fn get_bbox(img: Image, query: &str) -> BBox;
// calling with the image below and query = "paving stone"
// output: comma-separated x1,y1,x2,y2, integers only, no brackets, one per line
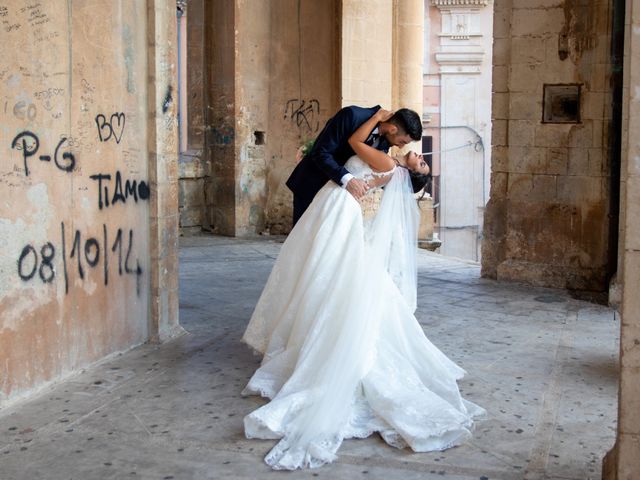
0,235,618,480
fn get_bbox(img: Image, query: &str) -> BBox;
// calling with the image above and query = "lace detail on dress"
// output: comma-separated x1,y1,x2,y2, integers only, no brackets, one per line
344,155,395,195
342,156,396,220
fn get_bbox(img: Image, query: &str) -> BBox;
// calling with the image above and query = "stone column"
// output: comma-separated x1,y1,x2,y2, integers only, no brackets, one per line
341,0,393,108
147,0,184,342
604,0,640,478
393,0,424,118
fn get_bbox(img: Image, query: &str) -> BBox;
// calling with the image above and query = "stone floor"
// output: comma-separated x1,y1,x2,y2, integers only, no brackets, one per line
0,235,619,480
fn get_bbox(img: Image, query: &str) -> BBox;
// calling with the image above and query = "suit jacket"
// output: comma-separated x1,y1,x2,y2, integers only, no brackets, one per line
286,105,390,204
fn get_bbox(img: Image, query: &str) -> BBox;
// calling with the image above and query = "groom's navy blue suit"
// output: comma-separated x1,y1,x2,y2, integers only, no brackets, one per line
286,105,391,224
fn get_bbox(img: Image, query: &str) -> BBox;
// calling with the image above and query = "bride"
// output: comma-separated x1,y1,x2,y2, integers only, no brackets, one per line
241,109,484,470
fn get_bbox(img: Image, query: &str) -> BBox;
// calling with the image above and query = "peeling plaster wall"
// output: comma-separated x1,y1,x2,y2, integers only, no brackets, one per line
0,1,150,405
235,0,271,236
181,1,426,234
482,0,615,292
206,0,236,235
197,0,421,234
204,0,339,235
186,0,205,152
263,0,340,234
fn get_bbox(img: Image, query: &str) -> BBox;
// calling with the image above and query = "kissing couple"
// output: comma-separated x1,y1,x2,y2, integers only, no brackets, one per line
241,105,485,470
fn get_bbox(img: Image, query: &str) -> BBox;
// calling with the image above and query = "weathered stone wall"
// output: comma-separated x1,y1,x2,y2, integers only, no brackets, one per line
206,0,236,235
483,0,615,291
0,1,156,404
147,0,181,343
178,151,207,233
186,0,206,152
604,1,640,477
181,1,427,234
342,0,394,108
178,0,207,234
235,0,271,236
202,0,339,235
191,0,427,235
263,0,340,234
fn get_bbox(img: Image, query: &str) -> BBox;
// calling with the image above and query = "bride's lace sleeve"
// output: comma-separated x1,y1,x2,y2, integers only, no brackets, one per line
359,168,395,221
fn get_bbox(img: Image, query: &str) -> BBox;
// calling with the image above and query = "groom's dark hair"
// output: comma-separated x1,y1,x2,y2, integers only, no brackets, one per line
388,109,423,141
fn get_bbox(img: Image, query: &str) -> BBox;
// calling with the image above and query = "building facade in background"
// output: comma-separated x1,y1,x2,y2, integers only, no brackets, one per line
423,0,494,261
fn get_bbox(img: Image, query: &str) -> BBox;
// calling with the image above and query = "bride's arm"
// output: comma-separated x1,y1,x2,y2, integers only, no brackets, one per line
348,109,396,172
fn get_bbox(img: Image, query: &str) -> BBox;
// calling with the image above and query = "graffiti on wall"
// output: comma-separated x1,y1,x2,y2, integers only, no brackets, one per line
8,123,148,297
95,112,126,144
162,85,173,114
0,1,154,306
4,99,37,120
284,99,320,135
208,126,235,146
34,87,64,115
17,222,144,295
11,130,75,176
1,3,59,42
89,171,150,210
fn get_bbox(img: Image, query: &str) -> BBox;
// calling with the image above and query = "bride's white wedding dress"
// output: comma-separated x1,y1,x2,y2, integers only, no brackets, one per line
242,156,484,470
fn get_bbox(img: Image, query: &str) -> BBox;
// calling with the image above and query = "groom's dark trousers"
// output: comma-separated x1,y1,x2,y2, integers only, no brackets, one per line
286,105,391,225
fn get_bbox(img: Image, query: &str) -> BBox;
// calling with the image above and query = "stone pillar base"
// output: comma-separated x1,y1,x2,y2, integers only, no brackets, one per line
602,443,617,480
418,238,442,251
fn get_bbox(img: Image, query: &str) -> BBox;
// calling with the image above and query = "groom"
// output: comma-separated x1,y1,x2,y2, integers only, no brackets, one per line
286,105,423,224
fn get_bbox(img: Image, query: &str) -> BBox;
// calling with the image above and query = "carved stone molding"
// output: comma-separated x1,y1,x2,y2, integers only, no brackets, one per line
431,0,490,73
435,51,484,64
435,51,484,74
431,0,489,7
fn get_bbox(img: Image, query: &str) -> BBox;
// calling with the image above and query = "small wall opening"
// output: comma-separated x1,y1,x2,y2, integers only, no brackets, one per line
254,131,265,145
542,84,582,124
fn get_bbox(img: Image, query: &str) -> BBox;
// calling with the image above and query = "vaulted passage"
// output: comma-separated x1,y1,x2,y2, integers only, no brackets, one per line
2,0,640,477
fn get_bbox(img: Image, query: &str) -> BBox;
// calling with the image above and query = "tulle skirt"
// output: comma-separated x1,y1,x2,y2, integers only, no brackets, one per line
242,167,484,470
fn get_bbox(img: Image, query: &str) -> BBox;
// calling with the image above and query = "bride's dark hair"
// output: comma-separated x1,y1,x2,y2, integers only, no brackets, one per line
408,169,431,196
397,164,431,195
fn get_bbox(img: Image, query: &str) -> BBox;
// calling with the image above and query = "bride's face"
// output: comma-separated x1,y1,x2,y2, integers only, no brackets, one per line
405,152,430,175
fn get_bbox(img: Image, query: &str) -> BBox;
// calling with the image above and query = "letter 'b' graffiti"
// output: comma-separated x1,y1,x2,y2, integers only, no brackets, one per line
95,113,125,144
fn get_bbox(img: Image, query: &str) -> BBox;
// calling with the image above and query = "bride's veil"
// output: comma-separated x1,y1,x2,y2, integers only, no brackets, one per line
367,165,420,312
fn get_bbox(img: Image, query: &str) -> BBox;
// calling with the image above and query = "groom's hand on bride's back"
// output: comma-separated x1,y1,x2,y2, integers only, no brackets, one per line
346,178,369,200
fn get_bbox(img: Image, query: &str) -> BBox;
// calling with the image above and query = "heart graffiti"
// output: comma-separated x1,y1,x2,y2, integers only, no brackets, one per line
95,112,126,144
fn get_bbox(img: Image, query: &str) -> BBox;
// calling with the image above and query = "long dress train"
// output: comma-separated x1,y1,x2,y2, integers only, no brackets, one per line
241,156,484,470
